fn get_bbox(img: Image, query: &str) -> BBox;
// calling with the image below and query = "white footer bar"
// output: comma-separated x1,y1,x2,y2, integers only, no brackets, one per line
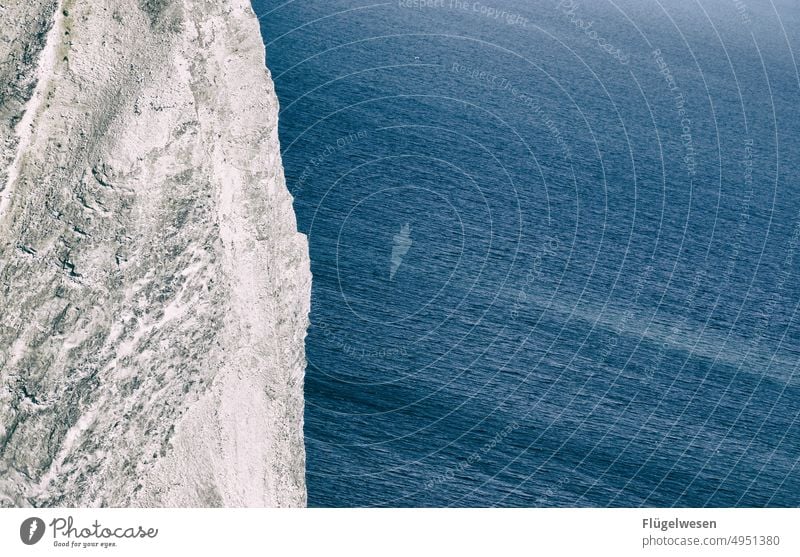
1,508,796,556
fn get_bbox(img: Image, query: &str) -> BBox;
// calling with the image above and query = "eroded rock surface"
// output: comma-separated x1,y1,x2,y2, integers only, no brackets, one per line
0,0,310,507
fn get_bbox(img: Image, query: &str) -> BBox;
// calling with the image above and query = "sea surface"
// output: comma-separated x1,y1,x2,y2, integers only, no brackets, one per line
253,0,800,506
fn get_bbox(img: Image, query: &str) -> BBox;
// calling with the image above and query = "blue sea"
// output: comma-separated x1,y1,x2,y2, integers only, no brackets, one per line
253,0,800,506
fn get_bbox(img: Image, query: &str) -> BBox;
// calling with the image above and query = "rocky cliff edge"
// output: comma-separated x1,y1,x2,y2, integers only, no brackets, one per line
0,0,310,507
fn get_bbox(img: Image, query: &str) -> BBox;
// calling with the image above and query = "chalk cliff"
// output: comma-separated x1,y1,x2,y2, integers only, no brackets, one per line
0,0,310,506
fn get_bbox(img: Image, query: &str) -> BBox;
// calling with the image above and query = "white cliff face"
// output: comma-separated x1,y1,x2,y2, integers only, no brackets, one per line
0,0,310,507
